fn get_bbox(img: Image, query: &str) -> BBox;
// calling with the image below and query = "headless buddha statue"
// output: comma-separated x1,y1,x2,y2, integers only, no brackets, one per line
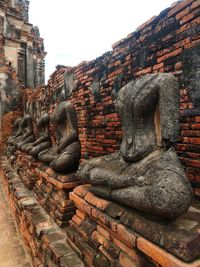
38,101,81,172
29,113,52,157
7,118,22,145
10,117,25,147
6,118,22,155
78,73,193,219
17,114,35,151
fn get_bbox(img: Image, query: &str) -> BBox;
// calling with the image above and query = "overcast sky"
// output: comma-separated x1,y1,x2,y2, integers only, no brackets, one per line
29,0,175,82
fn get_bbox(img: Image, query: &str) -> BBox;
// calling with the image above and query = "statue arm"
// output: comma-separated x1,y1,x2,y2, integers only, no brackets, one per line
79,164,145,189
32,135,48,146
57,130,77,152
14,131,22,138
32,130,49,145
159,74,179,144
21,130,33,140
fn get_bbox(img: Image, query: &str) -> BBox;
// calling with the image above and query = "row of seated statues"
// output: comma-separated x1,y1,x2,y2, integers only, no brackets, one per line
7,101,81,173
6,73,193,219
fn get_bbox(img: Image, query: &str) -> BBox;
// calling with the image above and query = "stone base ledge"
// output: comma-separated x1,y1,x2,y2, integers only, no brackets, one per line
69,185,200,267
1,158,84,267
9,151,81,227
12,151,40,189
33,166,81,227
34,166,80,190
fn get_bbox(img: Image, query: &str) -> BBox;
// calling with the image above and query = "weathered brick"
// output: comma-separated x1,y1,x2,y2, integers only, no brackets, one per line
119,252,137,267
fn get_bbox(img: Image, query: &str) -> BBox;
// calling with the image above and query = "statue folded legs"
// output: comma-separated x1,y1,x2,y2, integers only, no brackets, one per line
29,113,51,157
38,101,81,173
78,73,193,219
18,114,35,152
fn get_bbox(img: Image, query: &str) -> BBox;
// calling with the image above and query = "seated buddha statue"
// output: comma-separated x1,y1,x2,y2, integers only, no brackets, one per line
78,73,193,219
38,101,81,172
29,113,52,157
6,118,23,155
10,117,25,147
17,114,35,151
7,118,22,145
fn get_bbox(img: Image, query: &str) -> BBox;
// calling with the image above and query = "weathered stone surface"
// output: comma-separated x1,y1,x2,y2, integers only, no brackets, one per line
42,231,66,245
70,187,200,264
33,165,80,226
17,114,35,151
120,207,200,262
182,44,200,108
38,101,81,173
29,113,51,157
49,240,72,263
78,73,193,219
1,157,85,267
60,252,85,267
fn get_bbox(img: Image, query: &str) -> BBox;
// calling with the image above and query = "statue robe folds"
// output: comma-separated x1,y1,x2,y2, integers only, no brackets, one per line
38,101,81,173
6,118,23,155
18,114,35,152
78,73,193,219
29,113,52,157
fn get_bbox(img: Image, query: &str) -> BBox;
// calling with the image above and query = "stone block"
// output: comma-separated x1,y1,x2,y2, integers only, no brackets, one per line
69,186,200,266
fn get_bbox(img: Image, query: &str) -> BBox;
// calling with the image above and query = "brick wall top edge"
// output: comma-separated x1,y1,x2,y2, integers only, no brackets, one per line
112,0,195,50
47,0,196,86
48,67,68,80
72,51,112,73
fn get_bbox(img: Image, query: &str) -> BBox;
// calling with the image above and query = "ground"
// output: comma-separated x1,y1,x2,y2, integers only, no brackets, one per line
0,175,33,267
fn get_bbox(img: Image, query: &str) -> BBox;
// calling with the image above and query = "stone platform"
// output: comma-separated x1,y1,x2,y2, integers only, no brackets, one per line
68,185,200,267
34,165,81,227
1,157,84,267
12,151,81,227
13,151,39,189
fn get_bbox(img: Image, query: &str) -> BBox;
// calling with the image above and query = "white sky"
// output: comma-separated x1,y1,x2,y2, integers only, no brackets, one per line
29,0,176,81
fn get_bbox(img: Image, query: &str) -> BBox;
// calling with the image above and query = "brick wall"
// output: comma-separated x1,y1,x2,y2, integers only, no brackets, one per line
24,0,200,193
0,0,46,153
0,63,22,153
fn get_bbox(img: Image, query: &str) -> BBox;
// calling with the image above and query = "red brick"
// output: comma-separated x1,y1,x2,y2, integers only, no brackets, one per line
73,185,91,198
175,144,187,151
153,62,164,71
157,48,182,63
137,237,200,267
192,124,200,129
90,207,111,227
119,252,137,267
76,210,86,220
72,215,83,226
91,230,107,245
192,0,200,9
96,226,111,241
175,61,183,70
176,7,190,20
195,116,200,122
181,13,195,24
187,167,200,176
69,192,86,210
184,39,200,49
187,152,200,159
113,237,139,261
168,0,194,17
136,16,157,31
179,157,200,168
181,130,200,137
84,192,110,211
180,123,191,129
117,224,137,247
